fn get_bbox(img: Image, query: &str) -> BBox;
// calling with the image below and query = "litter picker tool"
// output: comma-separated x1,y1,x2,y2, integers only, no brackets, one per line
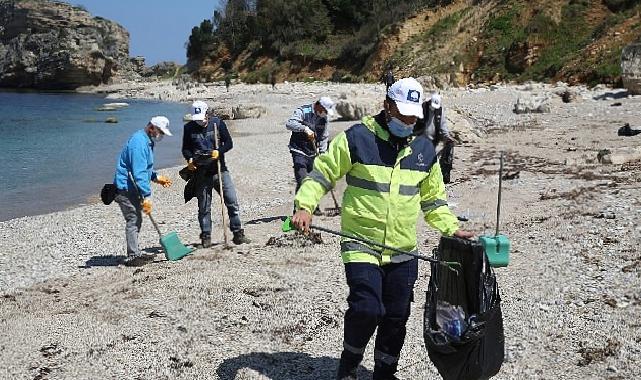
213,122,232,249
128,172,192,261
479,152,511,267
281,217,460,272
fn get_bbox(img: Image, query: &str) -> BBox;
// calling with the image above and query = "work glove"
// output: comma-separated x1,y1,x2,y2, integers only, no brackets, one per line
304,127,315,142
211,150,220,160
154,175,172,188
187,159,197,171
141,198,152,215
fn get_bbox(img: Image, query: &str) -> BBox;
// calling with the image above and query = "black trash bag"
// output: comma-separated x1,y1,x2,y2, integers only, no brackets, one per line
100,184,117,205
424,236,504,380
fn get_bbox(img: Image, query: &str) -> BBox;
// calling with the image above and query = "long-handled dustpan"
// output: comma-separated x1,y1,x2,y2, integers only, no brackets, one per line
128,172,193,261
479,152,511,267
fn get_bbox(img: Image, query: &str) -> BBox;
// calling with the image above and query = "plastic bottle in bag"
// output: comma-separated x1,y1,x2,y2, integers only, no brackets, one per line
436,301,468,340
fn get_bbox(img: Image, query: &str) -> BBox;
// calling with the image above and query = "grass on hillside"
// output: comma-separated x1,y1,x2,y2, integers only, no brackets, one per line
476,0,641,84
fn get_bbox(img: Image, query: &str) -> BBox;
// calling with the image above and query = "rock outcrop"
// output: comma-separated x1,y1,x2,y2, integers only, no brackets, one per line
513,94,551,114
0,0,130,89
622,43,641,95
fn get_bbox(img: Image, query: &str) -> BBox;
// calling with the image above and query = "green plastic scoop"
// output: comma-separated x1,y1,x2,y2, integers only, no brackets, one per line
128,172,193,261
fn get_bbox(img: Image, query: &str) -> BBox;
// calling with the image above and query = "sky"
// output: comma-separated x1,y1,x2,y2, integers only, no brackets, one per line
59,0,221,65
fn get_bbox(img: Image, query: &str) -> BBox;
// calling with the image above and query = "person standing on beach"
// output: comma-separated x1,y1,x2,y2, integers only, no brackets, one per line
182,101,251,248
291,78,474,380
285,96,336,215
270,71,276,90
224,74,231,92
113,116,173,266
381,65,395,92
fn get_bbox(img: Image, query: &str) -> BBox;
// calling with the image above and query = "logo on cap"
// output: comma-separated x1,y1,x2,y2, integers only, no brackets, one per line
407,90,420,103
194,107,202,114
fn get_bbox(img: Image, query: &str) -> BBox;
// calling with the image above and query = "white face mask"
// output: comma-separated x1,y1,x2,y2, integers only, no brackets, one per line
316,111,327,118
151,133,164,143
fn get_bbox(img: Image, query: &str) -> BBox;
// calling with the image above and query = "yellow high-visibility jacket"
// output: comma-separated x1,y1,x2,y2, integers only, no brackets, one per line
295,114,459,265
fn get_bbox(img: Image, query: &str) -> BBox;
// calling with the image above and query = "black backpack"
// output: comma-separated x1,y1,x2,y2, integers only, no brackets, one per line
100,184,117,205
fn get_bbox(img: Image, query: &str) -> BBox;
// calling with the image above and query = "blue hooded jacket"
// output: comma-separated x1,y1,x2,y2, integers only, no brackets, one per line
113,129,157,198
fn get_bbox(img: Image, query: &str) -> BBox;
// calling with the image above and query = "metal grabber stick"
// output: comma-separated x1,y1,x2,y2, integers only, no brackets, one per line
213,122,231,249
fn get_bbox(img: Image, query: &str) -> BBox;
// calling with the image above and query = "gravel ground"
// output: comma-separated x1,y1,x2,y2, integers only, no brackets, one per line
1,81,640,380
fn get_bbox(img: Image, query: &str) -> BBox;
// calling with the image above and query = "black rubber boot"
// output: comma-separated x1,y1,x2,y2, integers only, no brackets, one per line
200,233,212,248
336,350,362,380
372,362,400,380
232,229,251,245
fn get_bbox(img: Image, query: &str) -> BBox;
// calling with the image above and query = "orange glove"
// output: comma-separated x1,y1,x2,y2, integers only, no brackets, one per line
154,175,172,188
187,159,197,171
141,198,152,215
211,150,220,160
304,127,315,142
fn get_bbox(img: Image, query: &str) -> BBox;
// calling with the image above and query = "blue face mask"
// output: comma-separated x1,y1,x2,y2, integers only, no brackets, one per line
388,117,415,138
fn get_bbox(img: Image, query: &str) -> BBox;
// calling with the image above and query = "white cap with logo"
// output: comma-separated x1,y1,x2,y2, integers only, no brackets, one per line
190,100,209,121
430,93,442,109
149,116,172,136
318,96,336,117
387,77,424,118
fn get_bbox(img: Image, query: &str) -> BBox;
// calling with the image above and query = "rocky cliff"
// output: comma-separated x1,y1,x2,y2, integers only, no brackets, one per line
0,0,130,89
622,43,641,95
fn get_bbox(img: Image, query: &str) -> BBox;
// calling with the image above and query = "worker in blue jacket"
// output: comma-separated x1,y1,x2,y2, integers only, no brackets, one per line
182,101,251,248
113,116,173,266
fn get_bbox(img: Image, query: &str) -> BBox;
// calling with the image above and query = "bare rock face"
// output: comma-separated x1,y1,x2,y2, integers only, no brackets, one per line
622,43,641,95
0,0,130,89
335,99,379,121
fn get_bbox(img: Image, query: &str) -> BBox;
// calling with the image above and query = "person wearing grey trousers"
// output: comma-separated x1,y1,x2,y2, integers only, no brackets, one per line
113,116,174,265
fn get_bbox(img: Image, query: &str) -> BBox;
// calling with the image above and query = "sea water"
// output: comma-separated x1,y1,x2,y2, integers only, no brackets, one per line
0,91,189,221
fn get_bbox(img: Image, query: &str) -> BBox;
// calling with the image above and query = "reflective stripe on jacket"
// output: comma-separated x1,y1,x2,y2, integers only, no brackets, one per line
294,114,459,265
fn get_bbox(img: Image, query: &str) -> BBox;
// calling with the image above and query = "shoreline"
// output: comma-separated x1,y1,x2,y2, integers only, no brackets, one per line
2,79,632,224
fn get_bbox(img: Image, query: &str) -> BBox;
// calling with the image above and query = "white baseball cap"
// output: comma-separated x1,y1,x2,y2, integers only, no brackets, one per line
387,77,424,118
149,116,172,136
318,96,336,117
430,93,442,109
190,100,209,121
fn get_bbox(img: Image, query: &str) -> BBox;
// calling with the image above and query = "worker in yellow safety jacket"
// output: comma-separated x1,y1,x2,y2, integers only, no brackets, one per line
292,77,474,380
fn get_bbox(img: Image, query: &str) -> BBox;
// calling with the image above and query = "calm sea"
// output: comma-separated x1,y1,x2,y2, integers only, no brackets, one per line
0,91,189,221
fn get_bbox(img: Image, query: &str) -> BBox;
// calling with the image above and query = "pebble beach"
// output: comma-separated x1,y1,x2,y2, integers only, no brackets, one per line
1,80,640,379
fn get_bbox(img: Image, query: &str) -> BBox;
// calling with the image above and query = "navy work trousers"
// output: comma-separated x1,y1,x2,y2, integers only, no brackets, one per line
342,260,419,376
291,152,315,193
196,170,242,238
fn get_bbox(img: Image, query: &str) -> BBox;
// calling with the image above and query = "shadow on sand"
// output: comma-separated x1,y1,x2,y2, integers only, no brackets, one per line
245,215,288,225
216,351,372,380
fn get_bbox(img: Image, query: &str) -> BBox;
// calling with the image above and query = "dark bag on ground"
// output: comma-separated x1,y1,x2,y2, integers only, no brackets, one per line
424,237,504,380
100,184,117,205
